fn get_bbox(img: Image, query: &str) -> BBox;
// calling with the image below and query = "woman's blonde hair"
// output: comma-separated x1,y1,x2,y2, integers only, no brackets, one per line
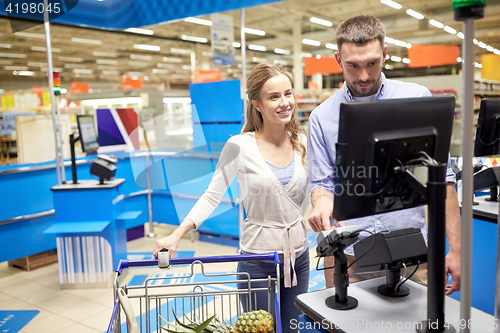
241,63,306,166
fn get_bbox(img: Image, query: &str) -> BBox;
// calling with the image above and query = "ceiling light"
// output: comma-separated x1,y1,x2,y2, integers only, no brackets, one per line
385,37,395,44
59,56,83,62
309,17,333,27
13,70,35,76
130,54,153,61
0,44,12,49
390,56,402,62
457,32,465,39
473,39,478,44
443,26,457,35
14,32,45,38
274,48,291,55
274,59,288,66
233,42,241,48
429,19,444,29
184,17,212,26
182,65,192,70
493,49,500,55
64,63,87,69
5,66,28,70
380,0,402,10
124,28,154,35
96,59,119,65
326,43,338,50
252,57,268,63
92,51,118,57
457,57,462,62
126,71,144,77
97,65,117,70
394,40,409,47
0,60,13,65
248,44,267,51
301,53,312,58
181,35,208,43
31,46,61,52
71,37,103,45
384,64,394,70
478,41,487,49
486,45,494,52
128,61,149,67
61,88,67,93
0,53,27,58
41,67,62,72
385,54,390,60
162,57,183,63
101,70,120,75
28,62,47,66
244,28,266,36
302,38,321,46
152,68,169,74
134,44,160,51
202,51,213,56
170,48,191,54
157,63,177,68
316,54,321,59
406,9,424,20
73,69,93,74
402,58,411,64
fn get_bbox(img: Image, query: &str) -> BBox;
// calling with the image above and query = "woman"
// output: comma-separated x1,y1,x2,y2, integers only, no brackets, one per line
153,63,309,332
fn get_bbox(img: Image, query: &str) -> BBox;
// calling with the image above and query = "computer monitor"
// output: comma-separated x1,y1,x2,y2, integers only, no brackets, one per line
332,96,455,221
77,115,99,153
474,98,500,157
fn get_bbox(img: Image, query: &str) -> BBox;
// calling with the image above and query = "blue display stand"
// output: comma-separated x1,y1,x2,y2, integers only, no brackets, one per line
44,178,138,289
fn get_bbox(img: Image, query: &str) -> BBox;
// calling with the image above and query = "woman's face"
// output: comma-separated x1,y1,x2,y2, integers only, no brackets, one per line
253,73,294,127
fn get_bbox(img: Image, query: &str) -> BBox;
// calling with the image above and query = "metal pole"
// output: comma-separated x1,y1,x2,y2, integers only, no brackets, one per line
56,95,66,183
238,8,246,241
496,203,500,333
145,152,155,237
425,163,448,332
43,0,61,186
460,18,475,333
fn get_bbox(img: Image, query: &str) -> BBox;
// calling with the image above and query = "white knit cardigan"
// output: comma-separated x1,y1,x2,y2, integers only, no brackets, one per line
186,131,310,287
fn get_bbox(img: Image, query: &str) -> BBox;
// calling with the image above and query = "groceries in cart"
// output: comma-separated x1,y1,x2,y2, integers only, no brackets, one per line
159,309,274,333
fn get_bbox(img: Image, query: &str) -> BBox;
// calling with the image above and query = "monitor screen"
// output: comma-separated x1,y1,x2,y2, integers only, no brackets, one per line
333,96,455,221
474,98,500,157
77,115,99,153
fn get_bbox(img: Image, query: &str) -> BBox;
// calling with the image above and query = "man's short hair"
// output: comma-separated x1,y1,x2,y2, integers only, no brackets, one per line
335,15,386,52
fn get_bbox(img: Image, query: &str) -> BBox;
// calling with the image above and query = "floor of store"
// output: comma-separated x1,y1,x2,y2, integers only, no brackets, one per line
0,218,322,333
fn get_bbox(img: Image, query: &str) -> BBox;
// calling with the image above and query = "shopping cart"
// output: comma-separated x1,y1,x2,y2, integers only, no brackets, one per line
107,252,281,333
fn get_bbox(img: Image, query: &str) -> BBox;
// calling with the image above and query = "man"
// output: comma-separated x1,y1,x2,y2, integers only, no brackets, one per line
307,15,461,295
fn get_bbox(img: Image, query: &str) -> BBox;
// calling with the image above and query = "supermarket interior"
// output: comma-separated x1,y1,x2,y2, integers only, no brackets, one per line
1,0,500,332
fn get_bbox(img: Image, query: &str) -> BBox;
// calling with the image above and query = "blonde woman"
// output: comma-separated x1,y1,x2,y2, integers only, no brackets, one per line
154,63,310,332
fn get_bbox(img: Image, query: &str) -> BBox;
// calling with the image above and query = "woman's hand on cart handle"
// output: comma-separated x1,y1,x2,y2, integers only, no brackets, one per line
153,218,196,259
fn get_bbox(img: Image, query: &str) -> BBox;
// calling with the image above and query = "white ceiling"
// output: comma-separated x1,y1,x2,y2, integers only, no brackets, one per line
0,0,499,88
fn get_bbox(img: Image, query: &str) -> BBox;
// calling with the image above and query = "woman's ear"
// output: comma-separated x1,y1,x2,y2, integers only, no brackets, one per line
252,100,261,112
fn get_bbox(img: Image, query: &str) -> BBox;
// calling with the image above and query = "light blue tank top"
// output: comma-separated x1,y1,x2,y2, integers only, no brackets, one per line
266,156,295,187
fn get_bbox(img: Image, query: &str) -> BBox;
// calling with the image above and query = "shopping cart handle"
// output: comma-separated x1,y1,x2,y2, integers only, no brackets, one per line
114,252,280,273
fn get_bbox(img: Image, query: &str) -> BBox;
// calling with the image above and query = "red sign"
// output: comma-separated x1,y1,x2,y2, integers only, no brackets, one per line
194,69,222,83
408,45,460,68
121,77,143,90
71,81,90,95
304,56,342,76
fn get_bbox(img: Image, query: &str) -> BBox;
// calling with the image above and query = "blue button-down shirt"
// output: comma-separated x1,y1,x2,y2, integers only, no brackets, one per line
307,73,456,255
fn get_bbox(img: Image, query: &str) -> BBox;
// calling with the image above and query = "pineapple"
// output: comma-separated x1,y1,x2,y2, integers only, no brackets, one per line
234,310,274,333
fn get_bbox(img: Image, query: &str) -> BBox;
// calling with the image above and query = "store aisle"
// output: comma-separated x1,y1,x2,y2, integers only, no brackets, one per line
0,221,323,333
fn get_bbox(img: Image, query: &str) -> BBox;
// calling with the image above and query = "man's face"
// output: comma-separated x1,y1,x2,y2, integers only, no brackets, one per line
335,39,387,97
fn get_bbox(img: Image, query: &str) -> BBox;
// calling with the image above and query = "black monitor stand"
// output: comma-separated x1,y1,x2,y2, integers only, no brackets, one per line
404,163,455,333
325,248,358,310
485,185,499,202
70,133,79,185
377,268,411,297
